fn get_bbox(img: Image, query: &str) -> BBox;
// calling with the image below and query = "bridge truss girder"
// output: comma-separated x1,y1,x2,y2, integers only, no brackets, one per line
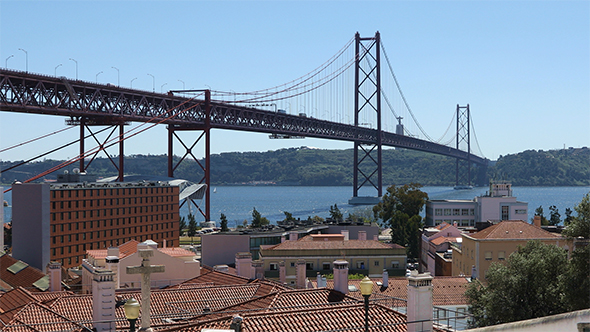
455,104,471,187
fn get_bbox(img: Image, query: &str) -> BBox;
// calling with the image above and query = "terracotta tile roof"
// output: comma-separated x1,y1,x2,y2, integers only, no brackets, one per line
315,276,470,306
88,240,194,260
434,222,452,231
469,220,563,240
158,247,195,257
0,287,37,313
0,254,48,292
0,302,87,332
266,235,404,250
161,303,415,332
431,236,460,246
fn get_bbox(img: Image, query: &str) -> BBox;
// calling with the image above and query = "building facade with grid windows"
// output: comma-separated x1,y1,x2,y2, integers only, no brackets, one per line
12,181,179,270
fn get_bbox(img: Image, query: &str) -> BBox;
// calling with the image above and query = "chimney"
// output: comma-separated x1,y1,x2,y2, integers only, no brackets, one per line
358,230,367,241
235,252,253,279
296,259,306,289
289,231,298,241
316,272,322,288
105,247,120,289
279,261,286,284
407,270,434,332
92,268,116,332
252,260,264,280
341,230,349,241
333,260,349,294
163,239,167,248
373,235,379,241
47,261,62,292
382,269,388,288
281,235,286,243
533,215,541,228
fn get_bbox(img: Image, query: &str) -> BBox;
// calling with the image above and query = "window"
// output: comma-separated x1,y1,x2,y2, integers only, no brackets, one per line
435,209,443,216
269,263,278,271
374,261,380,267
356,261,365,269
461,209,469,216
501,206,509,221
306,262,313,270
485,251,492,260
453,209,460,216
290,262,295,267
515,209,526,214
470,209,475,215
498,251,505,260
322,262,330,270
392,261,400,269
444,209,451,216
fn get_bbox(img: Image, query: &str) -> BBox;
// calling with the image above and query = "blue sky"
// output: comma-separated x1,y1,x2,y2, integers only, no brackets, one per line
1,1,588,163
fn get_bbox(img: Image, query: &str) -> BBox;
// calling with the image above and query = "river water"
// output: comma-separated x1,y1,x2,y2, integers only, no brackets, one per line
3,185,589,228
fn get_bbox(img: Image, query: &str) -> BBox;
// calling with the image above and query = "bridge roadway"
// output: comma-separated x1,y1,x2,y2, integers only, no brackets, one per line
0,69,486,165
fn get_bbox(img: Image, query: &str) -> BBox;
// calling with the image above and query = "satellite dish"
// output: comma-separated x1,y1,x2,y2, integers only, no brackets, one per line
72,168,80,174
64,170,69,174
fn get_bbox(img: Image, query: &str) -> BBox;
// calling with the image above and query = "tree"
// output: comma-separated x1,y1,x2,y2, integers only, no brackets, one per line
548,205,561,226
251,207,269,228
373,183,428,258
466,240,569,328
564,207,575,226
532,206,549,226
283,211,296,222
329,204,343,222
560,245,590,311
178,216,187,236
187,213,198,242
220,213,229,232
562,192,590,239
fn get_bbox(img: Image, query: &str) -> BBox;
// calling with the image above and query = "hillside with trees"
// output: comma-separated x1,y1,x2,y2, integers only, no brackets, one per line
1,147,588,186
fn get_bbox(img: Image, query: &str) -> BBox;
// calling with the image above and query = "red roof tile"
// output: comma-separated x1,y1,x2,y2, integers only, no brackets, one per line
0,254,47,293
469,220,563,240
431,236,460,246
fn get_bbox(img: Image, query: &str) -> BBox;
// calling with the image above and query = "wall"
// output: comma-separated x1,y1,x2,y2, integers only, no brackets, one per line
464,309,590,332
326,225,379,240
201,233,250,267
12,184,51,270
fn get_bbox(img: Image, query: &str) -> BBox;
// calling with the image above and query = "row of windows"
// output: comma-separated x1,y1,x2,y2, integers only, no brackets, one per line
274,260,402,271
52,196,175,210
484,250,505,261
52,204,175,218
434,219,475,227
51,225,175,243
52,210,176,222
51,219,175,233
52,186,174,199
435,208,475,216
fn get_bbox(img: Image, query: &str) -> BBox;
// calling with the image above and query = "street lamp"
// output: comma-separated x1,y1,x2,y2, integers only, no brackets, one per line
161,83,167,93
360,276,374,332
69,58,78,79
5,55,14,68
124,298,140,332
178,79,185,90
96,71,103,83
147,73,155,92
54,64,62,76
130,77,137,88
112,66,120,86
18,48,28,72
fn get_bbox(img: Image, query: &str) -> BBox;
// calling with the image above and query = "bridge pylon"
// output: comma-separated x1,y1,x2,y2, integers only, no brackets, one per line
167,90,211,222
349,31,383,205
455,104,472,188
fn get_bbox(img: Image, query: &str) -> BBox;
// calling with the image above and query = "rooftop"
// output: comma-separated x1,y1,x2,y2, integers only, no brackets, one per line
0,254,49,292
263,235,404,251
468,220,563,240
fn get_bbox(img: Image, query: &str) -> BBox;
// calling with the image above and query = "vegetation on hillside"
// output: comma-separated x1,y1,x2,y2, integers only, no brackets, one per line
1,147,588,186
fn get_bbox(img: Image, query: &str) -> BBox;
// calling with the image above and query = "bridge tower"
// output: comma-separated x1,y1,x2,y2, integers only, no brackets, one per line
349,31,382,205
167,90,211,222
455,104,471,187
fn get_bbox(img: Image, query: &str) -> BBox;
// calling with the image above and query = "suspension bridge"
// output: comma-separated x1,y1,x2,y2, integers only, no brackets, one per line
0,32,487,222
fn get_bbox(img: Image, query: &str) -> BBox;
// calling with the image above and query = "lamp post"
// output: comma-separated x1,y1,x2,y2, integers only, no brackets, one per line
112,66,120,86
96,71,103,83
124,298,140,332
5,54,14,68
69,58,78,79
131,77,137,88
178,79,185,90
54,64,62,76
360,276,373,332
161,82,167,93
147,73,155,92
18,48,28,72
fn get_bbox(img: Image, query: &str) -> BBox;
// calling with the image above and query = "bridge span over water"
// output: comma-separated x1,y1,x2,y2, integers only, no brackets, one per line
0,32,487,221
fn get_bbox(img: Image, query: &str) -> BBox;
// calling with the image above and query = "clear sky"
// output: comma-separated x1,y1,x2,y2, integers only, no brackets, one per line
1,1,588,164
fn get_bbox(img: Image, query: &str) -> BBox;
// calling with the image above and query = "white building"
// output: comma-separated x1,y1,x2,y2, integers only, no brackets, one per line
81,239,200,293
425,181,528,228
